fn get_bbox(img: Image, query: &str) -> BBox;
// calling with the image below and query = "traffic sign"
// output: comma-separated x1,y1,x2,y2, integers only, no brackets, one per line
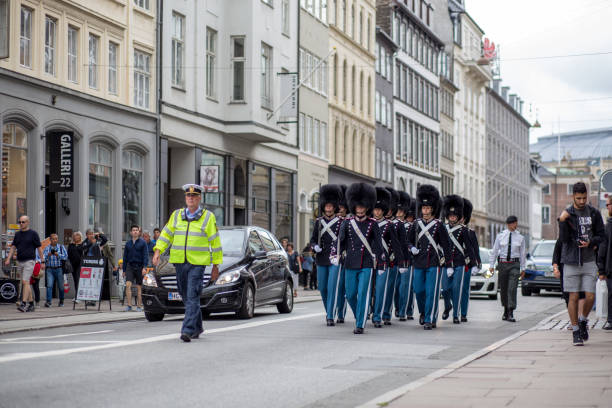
601,169,612,192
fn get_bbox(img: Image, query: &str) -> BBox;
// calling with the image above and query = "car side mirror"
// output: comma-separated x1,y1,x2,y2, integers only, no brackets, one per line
252,250,267,260
526,253,530,258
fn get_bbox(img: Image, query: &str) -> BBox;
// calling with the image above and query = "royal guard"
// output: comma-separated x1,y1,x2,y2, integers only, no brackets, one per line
407,185,452,330
310,184,344,326
335,184,349,323
395,192,416,321
461,199,481,322
441,195,476,324
337,183,385,334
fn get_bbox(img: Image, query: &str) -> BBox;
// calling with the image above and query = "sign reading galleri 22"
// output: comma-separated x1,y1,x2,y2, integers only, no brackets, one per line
76,256,105,301
48,130,74,192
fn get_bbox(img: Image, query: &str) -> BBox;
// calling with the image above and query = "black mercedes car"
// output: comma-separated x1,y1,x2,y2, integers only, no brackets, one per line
142,226,294,321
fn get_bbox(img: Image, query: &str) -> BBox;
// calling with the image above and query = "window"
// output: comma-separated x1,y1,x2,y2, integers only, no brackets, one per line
342,59,347,102
275,170,293,242
542,183,550,195
1,124,28,236
567,183,574,195
299,113,305,149
20,7,32,68
321,0,327,23
231,36,245,101
381,95,386,125
108,42,118,94
314,119,320,154
333,54,338,97
306,116,312,153
320,122,327,158
252,164,271,229
351,65,355,106
351,4,355,38
367,16,371,51
281,0,290,36
260,43,272,109
201,151,226,224
172,13,185,88
341,0,346,31
134,0,149,10
375,91,380,122
134,50,151,109
542,205,551,225
359,10,363,44
122,150,143,240
67,26,78,83
88,34,99,89
0,0,8,58
359,71,364,111
206,27,217,98
367,76,371,115
44,17,56,76
89,144,112,235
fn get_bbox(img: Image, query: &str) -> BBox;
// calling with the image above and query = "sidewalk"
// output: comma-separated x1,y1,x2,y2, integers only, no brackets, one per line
385,313,612,408
0,287,321,335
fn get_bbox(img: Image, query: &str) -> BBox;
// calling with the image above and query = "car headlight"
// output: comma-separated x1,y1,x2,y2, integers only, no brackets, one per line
483,270,493,279
143,273,157,287
215,270,241,285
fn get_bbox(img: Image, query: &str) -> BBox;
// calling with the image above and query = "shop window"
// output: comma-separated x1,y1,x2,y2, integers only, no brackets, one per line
2,124,28,235
252,164,270,230
275,170,292,242
201,151,225,225
89,143,112,235
122,150,143,241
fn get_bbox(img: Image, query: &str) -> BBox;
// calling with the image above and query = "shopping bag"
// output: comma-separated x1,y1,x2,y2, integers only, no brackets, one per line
64,279,70,294
596,279,608,319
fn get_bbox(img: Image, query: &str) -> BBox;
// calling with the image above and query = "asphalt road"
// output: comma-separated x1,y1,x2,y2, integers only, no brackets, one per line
0,293,564,408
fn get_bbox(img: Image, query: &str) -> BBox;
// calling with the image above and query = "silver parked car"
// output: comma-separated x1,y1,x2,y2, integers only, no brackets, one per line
470,248,499,300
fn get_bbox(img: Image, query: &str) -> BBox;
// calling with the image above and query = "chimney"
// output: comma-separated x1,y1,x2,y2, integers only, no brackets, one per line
493,78,501,94
509,94,517,110
501,86,510,101
519,99,524,115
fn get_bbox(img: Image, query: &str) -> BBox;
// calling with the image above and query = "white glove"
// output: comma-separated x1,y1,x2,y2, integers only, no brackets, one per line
314,245,322,253
330,256,339,266
471,266,480,275
398,268,408,274
446,267,454,278
410,247,419,255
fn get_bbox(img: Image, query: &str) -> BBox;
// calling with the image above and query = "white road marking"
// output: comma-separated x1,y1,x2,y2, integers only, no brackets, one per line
0,312,323,364
1,330,114,342
2,340,120,344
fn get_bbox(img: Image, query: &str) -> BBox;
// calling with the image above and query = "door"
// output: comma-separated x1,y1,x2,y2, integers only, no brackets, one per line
257,229,284,299
246,230,273,302
44,175,57,238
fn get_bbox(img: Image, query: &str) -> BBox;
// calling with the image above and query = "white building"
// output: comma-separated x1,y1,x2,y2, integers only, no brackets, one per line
159,0,299,241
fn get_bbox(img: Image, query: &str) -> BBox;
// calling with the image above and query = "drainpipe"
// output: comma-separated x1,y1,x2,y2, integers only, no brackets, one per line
156,0,163,226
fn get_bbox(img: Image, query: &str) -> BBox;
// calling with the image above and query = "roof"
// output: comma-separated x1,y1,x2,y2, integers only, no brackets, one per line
529,127,612,162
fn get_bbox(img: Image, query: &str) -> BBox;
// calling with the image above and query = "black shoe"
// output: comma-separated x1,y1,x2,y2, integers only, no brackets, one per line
603,322,612,330
424,323,432,330
395,310,399,318
374,322,382,328
419,314,425,325
17,303,26,312
180,333,191,342
508,310,516,323
432,322,437,328
453,317,460,324
502,308,508,321
579,320,589,341
407,315,414,320
461,316,468,323
191,330,204,339
336,318,344,324
353,328,364,334
442,305,452,320
327,319,336,327
58,301,64,307
572,330,583,346
383,320,392,326
399,317,407,321
26,304,35,312
44,301,51,308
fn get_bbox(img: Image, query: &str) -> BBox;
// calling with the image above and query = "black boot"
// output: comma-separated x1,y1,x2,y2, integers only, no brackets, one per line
508,309,516,322
453,317,460,324
419,314,425,325
353,327,364,334
326,319,335,326
442,305,452,320
502,308,508,321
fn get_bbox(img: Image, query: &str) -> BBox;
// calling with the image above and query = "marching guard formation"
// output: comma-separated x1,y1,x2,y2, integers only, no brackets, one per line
311,182,483,333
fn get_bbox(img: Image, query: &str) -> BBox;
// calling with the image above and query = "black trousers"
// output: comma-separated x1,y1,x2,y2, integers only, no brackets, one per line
71,266,81,296
498,262,520,310
31,277,40,303
607,278,612,323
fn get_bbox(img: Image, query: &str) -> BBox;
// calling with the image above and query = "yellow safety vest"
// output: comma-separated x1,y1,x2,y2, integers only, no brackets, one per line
153,208,223,266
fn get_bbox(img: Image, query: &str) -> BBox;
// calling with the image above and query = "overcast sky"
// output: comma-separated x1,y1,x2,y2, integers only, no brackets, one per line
465,0,612,144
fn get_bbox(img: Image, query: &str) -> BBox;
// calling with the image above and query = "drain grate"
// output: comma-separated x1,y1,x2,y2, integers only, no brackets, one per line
537,318,608,330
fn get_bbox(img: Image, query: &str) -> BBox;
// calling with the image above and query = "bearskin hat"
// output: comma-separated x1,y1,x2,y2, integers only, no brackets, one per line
386,187,400,216
416,184,441,216
463,199,473,224
318,184,343,214
406,197,417,218
339,184,348,210
397,191,411,214
443,195,464,219
374,187,392,214
346,183,376,215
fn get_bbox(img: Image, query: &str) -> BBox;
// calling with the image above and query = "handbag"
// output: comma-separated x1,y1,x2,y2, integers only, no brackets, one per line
596,279,608,319
62,259,74,276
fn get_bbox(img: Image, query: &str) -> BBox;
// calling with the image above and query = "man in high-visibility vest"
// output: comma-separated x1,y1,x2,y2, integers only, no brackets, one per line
152,184,223,342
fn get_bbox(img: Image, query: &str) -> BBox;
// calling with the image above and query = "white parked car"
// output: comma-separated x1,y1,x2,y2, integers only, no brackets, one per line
470,248,499,300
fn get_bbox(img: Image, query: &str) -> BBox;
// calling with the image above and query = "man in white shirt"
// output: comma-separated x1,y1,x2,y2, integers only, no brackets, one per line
490,215,526,322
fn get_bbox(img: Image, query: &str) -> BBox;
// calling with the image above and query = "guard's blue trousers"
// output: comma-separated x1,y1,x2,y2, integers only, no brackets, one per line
372,267,392,323
345,267,373,329
382,266,398,321
317,264,340,320
336,265,347,320
397,266,416,318
457,267,471,318
175,263,205,337
413,266,442,324
441,265,466,318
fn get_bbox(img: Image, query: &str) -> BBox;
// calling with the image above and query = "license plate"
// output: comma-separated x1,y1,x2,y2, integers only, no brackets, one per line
168,292,182,301
545,270,554,277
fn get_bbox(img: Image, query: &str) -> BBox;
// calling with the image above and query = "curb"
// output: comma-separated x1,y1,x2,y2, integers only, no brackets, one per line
0,295,321,335
357,306,567,408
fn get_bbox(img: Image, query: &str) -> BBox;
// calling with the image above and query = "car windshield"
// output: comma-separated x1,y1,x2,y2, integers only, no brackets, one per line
219,229,245,257
532,242,555,257
479,248,490,263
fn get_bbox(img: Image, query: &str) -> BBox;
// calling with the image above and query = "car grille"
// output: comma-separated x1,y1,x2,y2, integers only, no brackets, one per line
159,272,212,289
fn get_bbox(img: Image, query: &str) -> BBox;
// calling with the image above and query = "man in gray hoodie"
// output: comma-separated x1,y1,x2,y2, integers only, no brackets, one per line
596,195,612,330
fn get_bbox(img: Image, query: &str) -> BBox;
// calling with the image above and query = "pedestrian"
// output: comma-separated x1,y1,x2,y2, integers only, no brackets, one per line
596,194,612,330
4,215,44,312
461,199,481,321
335,184,349,323
152,184,222,342
490,215,526,323
440,195,476,324
286,243,301,298
67,231,85,303
122,225,148,311
310,184,343,326
43,233,67,307
280,238,289,252
142,230,155,265
82,229,108,306
396,195,417,321
338,183,385,334
558,182,606,345
406,185,452,330
371,187,404,328
301,245,315,290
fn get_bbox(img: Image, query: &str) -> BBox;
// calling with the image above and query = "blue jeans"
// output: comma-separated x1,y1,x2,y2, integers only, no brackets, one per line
336,265,347,320
345,268,373,329
45,267,64,302
317,264,340,320
413,266,442,324
175,263,205,336
398,266,416,318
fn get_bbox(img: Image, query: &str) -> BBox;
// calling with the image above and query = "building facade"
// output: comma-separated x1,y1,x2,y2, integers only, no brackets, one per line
485,82,531,247
0,0,158,248
297,0,330,250
159,0,299,243
452,12,491,244
327,0,376,186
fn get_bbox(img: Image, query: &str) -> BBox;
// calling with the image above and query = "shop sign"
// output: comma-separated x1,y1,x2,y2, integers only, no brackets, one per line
48,130,74,192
